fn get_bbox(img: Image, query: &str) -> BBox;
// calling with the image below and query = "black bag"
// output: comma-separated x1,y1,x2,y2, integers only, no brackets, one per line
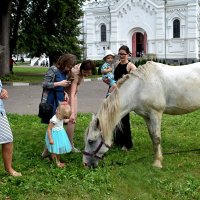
38,102,53,124
38,66,58,123
38,88,57,124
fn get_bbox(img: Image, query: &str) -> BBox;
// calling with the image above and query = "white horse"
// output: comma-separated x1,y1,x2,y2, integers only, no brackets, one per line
83,61,200,168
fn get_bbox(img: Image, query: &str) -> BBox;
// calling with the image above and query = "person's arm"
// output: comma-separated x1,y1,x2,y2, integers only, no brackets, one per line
47,122,54,144
42,67,70,89
127,62,137,73
69,79,78,123
101,67,113,74
101,63,113,75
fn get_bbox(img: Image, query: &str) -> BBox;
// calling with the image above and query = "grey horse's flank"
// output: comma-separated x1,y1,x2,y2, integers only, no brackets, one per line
83,61,200,168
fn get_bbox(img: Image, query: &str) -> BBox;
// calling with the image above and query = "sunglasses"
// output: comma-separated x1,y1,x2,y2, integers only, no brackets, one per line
118,53,128,56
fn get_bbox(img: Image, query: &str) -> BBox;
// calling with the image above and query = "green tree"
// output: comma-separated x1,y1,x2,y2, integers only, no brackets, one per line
17,0,86,64
1,0,86,75
10,0,29,59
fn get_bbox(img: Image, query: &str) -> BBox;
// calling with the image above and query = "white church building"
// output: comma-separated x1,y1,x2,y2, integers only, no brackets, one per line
83,0,200,64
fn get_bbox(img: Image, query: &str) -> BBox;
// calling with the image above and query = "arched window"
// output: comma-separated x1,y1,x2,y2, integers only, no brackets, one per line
173,19,180,38
101,24,106,42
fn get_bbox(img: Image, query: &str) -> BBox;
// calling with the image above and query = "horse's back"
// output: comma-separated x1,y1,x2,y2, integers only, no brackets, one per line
131,62,200,115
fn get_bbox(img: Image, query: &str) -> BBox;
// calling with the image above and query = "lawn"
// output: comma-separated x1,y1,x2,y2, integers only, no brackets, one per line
0,111,199,200
0,65,101,83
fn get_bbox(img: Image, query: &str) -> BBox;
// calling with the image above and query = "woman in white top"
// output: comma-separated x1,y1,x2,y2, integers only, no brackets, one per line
65,60,96,152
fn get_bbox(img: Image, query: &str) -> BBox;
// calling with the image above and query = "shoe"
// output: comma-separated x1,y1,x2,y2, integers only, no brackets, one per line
72,147,81,153
121,146,128,151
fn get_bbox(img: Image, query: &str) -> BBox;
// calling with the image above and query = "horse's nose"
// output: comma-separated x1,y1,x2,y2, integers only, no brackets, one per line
83,162,97,169
83,162,88,168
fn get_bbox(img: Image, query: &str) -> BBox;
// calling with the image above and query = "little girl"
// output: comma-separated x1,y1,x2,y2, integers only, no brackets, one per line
45,101,72,168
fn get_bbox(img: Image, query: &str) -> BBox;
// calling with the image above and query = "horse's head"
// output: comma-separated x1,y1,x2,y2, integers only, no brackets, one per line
83,114,111,168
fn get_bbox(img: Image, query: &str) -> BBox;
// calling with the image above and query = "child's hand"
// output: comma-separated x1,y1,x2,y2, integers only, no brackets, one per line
69,113,76,124
64,119,70,123
49,139,54,144
0,89,8,99
108,67,113,72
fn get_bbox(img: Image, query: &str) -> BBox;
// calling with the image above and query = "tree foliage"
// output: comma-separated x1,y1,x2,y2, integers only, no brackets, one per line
1,0,86,75
11,0,86,61
10,0,29,57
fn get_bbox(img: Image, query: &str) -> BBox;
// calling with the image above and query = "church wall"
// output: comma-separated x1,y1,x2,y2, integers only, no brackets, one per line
114,2,156,54
84,0,200,63
185,2,199,61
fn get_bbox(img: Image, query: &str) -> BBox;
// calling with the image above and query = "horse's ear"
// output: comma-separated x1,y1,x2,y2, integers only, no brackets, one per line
96,117,101,130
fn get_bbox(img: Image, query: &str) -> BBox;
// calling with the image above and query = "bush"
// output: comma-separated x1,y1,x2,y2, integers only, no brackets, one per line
94,60,104,68
134,61,138,68
140,59,147,65
93,60,104,75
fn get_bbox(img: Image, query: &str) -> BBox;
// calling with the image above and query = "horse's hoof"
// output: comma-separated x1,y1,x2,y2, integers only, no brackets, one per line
152,161,163,168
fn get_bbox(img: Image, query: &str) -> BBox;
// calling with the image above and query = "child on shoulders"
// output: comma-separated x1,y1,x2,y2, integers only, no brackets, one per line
45,101,72,168
101,50,117,96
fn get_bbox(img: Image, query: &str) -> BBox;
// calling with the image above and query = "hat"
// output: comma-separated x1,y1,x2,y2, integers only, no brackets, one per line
103,50,115,61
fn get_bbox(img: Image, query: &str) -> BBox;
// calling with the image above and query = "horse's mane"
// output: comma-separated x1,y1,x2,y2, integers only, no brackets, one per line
97,88,120,144
116,73,130,87
95,73,132,144
132,61,163,80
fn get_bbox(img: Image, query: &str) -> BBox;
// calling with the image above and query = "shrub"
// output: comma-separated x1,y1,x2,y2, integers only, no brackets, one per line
93,60,104,75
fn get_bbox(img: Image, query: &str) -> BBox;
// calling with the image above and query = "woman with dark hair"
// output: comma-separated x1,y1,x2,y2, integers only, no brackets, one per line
41,53,77,123
65,60,96,152
113,45,137,150
41,53,77,157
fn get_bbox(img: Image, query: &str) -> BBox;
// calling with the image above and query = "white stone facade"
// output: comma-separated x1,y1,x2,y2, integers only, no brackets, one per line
83,0,200,63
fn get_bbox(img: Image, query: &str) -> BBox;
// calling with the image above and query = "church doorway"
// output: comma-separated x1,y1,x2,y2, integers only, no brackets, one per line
132,32,147,57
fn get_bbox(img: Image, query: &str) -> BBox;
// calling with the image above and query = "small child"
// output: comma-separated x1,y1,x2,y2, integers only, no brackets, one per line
101,50,117,96
45,101,72,168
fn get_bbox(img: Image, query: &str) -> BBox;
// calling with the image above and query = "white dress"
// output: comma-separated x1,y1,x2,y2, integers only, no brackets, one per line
45,115,72,154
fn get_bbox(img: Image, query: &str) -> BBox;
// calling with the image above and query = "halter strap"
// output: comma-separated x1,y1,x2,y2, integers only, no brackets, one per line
83,137,111,160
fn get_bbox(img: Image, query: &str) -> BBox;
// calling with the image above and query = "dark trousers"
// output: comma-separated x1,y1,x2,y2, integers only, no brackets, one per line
114,113,133,149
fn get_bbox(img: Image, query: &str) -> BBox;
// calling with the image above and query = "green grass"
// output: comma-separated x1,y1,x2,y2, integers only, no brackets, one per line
0,65,101,83
0,112,200,200
14,66,48,74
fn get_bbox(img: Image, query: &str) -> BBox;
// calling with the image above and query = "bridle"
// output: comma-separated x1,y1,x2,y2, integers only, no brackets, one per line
83,136,111,160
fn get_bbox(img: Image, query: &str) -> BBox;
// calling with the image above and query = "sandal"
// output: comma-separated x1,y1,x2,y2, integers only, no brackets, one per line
56,162,65,168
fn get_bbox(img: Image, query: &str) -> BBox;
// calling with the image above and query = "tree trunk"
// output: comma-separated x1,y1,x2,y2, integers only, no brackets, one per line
0,0,11,76
10,0,28,56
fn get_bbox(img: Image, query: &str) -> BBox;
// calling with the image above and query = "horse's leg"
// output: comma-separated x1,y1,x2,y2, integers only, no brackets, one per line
144,111,163,168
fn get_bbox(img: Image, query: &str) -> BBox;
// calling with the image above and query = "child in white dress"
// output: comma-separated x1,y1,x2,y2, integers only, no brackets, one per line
45,101,72,168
